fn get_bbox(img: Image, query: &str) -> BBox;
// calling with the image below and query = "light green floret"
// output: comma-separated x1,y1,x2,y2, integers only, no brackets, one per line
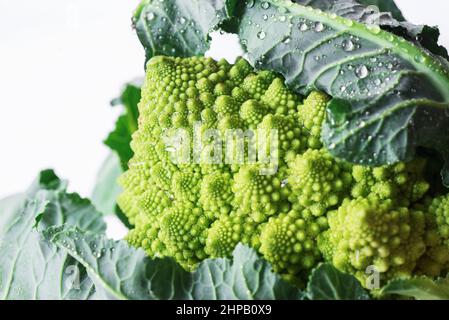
126,213,167,258
205,211,259,257
240,99,269,128
257,113,307,161
242,71,277,100
213,95,239,115
232,164,290,223
351,158,430,207
417,194,449,277
159,202,211,270
319,197,427,287
171,167,202,202
260,209,328,278
261,78,300,115
288,149,353,217
228,57,253,83
297,91,330,149
199,171,234,218
137,187,172,217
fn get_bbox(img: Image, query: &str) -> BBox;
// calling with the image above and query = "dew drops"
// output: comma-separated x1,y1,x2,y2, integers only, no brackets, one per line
344,19,354,27
283,37,291,44
414,55,426,63
340,85,347,92
179,17,186,24
374,78,382,86
355,65,369,79
278,6,288,14
261,1,270,10
298,22,309,31
279,15,287,22
314,22,325,32
246,0,255,8
263,14,268,20
367,24,381,34
342,39,355,52
257,31,266,40
146,12,155,21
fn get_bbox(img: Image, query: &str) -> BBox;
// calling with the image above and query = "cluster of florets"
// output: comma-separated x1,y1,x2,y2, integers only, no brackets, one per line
118,56,449,286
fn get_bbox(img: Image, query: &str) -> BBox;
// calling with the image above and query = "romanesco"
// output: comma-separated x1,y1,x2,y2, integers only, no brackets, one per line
118,55,449,287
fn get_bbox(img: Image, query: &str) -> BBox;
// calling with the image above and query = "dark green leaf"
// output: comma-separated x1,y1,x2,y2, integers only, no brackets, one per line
294,0,405,22
357,0,405,21
134,0,235,64
231,0,449,186
307,264,370,300
44,227,304,300
104,82,142,169
113,205,133,230
0,171,106,300
91,154,123,216
292,0,449,59
381,276,449,300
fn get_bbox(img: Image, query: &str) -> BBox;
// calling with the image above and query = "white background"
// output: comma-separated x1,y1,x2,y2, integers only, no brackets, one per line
1,0,449,200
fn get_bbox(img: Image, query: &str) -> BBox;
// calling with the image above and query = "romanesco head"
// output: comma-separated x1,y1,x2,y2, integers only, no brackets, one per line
117,55,435,286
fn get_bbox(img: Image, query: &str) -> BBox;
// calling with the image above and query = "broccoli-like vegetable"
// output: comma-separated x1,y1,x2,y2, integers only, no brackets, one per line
118,55,448,286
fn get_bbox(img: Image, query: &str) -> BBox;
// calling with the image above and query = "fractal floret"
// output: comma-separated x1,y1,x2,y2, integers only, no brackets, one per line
118,56,449,286
318,197,427,285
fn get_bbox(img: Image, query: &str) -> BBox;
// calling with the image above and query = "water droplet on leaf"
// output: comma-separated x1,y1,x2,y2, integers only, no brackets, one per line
257,31,266,39
355,65,369,79
342,39,355,52
298,22,309,31
314,22,325,32
367,24,381,34
261,1,270,9
146,12,155,21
